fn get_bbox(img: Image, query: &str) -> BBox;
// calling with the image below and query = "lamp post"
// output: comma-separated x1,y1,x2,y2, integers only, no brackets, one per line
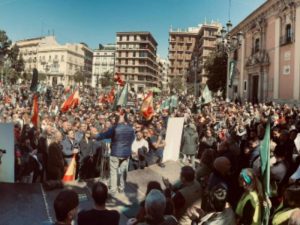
193,56,198,97
216,20,243,101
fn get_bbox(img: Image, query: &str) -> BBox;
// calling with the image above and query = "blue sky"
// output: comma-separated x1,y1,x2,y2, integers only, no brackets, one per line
0,0,264,58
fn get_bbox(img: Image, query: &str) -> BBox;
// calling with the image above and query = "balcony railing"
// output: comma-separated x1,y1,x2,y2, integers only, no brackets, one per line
280,33,293,46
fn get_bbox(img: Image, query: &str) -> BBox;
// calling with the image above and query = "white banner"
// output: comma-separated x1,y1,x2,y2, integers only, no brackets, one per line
0,123,15,183
163,117,185,162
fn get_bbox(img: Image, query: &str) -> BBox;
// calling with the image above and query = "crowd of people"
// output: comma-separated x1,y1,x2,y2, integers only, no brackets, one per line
1,82,300,225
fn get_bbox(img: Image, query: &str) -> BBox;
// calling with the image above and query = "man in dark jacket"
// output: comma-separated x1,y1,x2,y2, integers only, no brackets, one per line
47,131,65,180
94,112,135,195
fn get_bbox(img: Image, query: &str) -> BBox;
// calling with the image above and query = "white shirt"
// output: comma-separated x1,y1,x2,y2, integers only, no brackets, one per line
131,138,149,160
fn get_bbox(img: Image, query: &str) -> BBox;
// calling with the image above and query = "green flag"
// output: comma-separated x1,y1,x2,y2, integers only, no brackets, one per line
260,119,271,225
116,83,128,107
202,85,213,104
229,60,236,87
160,98,170,111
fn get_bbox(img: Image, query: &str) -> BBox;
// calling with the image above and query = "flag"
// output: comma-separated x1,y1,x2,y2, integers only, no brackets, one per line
160,98,171,111
114,72,125,86
62,155,76,182
260,119,271,225
141,92,154,121
107,87,115,103
229,60,236,88
202,85,213,104
30,68,39,92
61,90,80,113
31,94,39,128
116,83,128,107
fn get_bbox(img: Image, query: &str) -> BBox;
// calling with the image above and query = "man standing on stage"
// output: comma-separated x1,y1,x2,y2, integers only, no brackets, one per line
93,111,135,196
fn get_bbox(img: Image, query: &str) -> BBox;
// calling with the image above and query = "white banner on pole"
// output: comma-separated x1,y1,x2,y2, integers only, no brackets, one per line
163,117,185,162
0,123,15,183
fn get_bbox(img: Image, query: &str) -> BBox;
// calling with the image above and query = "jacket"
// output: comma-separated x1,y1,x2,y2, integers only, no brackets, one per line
96,123,135,158
181,126,199,155
47,142,65,179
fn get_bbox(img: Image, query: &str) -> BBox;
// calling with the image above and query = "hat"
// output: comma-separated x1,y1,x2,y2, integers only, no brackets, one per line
213,157,231,175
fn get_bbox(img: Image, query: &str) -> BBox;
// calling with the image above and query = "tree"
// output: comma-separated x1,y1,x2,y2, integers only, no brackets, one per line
0,30,12,63
8,45,24,73
73,70,86,85
0,31,24,84
204,49,228,93
169,76,185,93
100,71,114,88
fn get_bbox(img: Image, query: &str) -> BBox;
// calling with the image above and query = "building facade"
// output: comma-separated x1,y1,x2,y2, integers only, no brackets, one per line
229,0,300,103
168,26,199,82
157,56,170,91
92,44,116,87
168,22,221,95
16,36,93,86
115,32,159,92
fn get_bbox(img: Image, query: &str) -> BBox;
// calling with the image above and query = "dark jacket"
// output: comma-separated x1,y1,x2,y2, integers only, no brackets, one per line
79,137,93,163
96,123,135,158
47,142,65,180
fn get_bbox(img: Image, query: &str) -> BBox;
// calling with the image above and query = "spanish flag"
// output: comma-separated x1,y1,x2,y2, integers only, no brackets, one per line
141,92,154,121
61,90,80,113
31,94,39,128
62,155,76,182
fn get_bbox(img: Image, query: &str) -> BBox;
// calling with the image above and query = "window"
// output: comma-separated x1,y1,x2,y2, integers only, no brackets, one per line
133,52,136,57
233,50,238,61
286,24,292,43
244,80,247,91
254,38,260,53
61,55,64,62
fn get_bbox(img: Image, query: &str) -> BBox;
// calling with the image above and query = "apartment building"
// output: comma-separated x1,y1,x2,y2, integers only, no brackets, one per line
168,27,199,81
115,32,159,92
168,22,221,95
92,43,116,87
157,56,170,91
16,36,93,86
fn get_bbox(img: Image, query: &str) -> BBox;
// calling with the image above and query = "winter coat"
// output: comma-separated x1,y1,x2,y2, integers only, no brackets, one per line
181,126,199,155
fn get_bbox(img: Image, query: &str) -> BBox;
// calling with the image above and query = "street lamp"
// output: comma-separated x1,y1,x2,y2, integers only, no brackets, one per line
216,21,243,101
193,57,198,97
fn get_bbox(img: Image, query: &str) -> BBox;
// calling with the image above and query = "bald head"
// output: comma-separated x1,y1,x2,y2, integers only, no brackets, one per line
289,209,300,225
53,130,63,143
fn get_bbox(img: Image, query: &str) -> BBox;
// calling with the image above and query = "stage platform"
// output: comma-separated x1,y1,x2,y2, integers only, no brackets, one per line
0,161,181,225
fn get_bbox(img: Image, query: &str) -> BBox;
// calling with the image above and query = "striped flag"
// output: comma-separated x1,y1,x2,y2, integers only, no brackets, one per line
116,83,128,107
141,92,154,121
31,94,39,128
62,155,76,182
61,90,80,113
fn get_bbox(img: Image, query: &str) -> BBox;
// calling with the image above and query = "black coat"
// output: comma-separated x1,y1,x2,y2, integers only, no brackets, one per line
47,142,65,180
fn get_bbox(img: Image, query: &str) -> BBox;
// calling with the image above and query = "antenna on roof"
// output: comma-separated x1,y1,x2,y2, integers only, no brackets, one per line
228,0,231,21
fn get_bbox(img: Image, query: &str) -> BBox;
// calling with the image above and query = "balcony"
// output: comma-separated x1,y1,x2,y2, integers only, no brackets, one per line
280,33,293,46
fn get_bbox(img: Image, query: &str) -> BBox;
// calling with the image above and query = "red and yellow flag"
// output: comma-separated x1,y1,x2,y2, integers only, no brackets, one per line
114,72,125,86
61,90,80,113
107,87,115,103
62,155,76,182
31,94,39,128
141,92,154,121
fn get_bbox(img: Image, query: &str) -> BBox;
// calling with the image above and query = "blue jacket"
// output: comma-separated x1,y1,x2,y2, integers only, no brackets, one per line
96,123,135,158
